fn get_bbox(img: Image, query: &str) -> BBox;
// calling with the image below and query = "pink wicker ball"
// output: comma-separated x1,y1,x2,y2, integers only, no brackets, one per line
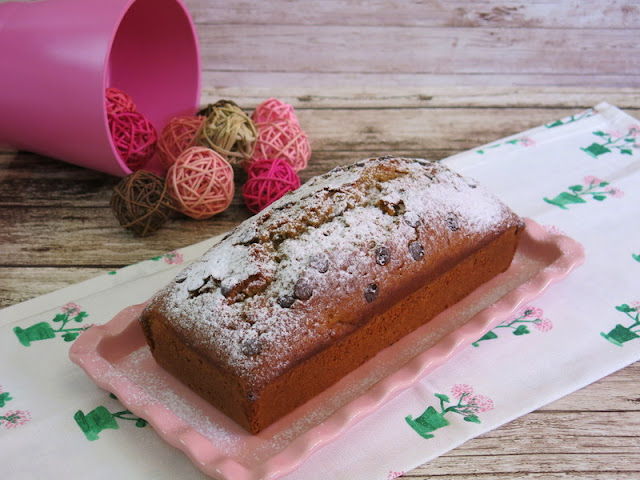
105,87,137,116
243,158,301,213
246,119,311,172
157,115,205,168
251,98,299,125
109,111,157,171
167,146,235,219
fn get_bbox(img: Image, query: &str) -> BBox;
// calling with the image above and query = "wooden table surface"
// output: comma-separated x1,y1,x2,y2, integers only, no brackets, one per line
2,1,639,478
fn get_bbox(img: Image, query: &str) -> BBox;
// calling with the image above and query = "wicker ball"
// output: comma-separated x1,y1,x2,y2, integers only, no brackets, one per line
157,115,205,168
251,98,299,125
195,99,257,165
167,146,235,219
243,158,301,213
197,99,242,118
109,111,157,171
105,87,136,116
110,170,174,236
246,118,311,172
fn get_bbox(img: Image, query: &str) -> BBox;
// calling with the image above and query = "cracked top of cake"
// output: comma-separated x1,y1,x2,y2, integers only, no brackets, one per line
140,156,522,389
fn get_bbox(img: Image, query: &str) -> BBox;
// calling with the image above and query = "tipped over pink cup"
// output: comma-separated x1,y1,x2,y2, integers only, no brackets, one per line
0,0,201,176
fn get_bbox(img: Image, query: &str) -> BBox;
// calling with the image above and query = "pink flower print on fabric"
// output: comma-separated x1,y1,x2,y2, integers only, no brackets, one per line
607,187,625,199
62,302,82,315
468,394,495,413
516,305,543,320
387,471,405,480
164,251,184,265
521,137,536,147
1,409,31,429
450,384,474,400
533,318,554,332
583,175,605,186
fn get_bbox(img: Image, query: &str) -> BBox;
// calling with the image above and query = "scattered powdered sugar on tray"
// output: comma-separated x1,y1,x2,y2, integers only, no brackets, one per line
113,346,242,453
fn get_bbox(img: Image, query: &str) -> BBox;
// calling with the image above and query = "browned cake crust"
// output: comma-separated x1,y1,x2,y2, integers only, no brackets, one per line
139,156,524,433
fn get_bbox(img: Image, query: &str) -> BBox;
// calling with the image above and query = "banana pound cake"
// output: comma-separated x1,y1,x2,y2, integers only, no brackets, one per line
139,156,524,433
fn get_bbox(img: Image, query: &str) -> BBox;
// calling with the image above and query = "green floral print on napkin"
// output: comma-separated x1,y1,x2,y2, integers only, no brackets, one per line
601,302,640,347
13,303,93,346
473,305,552,347
581,127,639,158
74,394,148,441
406,384,494,439
544,176,624,209
545,108,595,128
476,136,535,154
0,385,31,430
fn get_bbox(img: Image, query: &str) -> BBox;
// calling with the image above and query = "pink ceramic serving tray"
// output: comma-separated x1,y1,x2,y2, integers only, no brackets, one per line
69,219,584,480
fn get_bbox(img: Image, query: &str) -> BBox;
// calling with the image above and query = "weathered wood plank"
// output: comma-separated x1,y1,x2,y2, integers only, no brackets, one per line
416,451,640,476
0,267,108,309
201,71,640,88
199,86,640,110
406,473,640,480
196,25,639,76
0,206,244,267
457,411,640,454
185,0,640,29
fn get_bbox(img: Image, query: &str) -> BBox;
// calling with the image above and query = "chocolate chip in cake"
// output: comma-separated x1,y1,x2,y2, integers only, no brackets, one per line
408,241,425,260
309,253,330,273
277,295,296,308
403,211,422,228
446,214,459,231
294,278,314,300
375,246,391,266
364,283,379,303
240,336,263,356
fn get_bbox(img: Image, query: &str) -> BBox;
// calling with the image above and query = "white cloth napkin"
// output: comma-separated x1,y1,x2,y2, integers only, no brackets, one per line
1,102,639,480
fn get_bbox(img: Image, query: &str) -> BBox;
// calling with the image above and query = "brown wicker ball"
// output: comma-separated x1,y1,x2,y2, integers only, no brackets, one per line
110,170,174,236
197,99,242,118
195,99,257,164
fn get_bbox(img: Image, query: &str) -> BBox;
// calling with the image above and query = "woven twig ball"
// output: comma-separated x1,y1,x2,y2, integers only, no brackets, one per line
197,99,242,118
109,111,157,172
105,87,137,116
167,146,235,219
110,170,174,236
251,98,299,125
195,100,257,165
157,115,205,168
246,118,311,172
242,158,301,213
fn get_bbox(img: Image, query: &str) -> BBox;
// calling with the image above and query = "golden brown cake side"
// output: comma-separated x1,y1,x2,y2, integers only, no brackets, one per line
139,156,524,433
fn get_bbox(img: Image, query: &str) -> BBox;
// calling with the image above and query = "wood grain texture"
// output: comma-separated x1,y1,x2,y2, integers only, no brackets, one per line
183,0,640,87
2,0,639,476
187,1,640,29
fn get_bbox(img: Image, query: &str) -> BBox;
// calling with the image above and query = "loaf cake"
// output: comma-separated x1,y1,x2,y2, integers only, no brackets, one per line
139,156,524,433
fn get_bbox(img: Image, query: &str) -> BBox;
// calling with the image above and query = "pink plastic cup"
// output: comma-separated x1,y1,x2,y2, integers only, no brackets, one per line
0,0,200,176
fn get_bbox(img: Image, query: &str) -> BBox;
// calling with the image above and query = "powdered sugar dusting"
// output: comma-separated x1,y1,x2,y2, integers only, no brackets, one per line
143,157,520,388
